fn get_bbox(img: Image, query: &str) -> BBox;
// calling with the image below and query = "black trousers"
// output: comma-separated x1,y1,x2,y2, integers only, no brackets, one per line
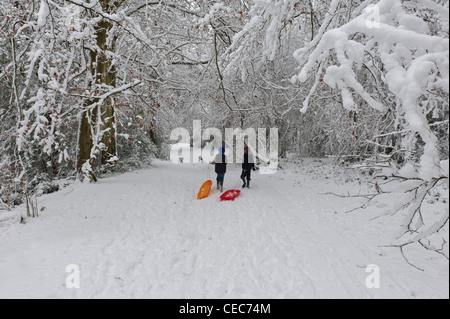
241,169,251,182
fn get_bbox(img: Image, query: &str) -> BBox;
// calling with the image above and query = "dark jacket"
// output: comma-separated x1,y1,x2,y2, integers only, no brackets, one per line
242,153,255,171
214,154,227,174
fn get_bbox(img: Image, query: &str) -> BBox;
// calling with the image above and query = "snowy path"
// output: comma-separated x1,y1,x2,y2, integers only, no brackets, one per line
0,160,448,299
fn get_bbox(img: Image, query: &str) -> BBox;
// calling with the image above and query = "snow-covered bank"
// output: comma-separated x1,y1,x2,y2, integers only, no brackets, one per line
0,159,448,299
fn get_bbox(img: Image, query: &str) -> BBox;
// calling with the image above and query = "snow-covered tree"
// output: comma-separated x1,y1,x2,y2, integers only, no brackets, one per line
0,0,226,205
224,0,449,259
293,0,448,237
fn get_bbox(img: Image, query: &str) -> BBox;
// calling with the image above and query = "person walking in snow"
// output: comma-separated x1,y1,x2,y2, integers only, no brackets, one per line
210,147,227,192
241,146,256,188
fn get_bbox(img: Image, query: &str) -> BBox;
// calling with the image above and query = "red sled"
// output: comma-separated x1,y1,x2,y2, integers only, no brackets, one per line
220,190,241,201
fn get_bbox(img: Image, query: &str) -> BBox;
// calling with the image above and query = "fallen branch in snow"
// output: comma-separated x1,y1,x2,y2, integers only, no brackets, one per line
381,243,425,272
418,238,449,261
323,188,388,214
381,235,449,272
325,171,449,271
340,174,449,270
377,176,448,235
322,191,381,199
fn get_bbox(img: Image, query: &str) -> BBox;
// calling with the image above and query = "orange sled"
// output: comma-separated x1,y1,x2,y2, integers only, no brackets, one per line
197,180,213,200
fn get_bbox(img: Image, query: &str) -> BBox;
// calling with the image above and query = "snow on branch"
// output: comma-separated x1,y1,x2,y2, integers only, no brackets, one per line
293,0,449,181
293,0,449,269
224,0,309,79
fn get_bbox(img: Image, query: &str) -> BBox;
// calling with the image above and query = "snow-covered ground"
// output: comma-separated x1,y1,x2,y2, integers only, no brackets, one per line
0,159,448,299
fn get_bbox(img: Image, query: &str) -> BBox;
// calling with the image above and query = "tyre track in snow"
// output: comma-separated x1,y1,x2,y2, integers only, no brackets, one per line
78,162,235,298
74,167,173,298
1,160,446,298
79,180,151,298
82,165,191,298
227,191,318,298
215,170,373,298
255,173,374,298
77,162,374,298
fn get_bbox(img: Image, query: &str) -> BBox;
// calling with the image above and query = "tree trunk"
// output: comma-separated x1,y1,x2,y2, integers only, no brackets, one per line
77,101,98,181
77,3,117,176
94,17,117,165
